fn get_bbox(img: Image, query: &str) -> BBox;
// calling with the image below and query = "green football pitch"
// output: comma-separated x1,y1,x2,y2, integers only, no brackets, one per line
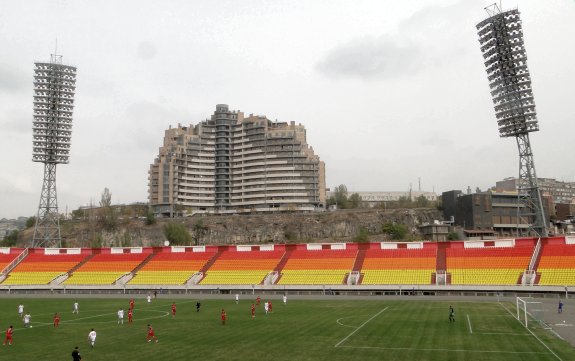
0,296,573,361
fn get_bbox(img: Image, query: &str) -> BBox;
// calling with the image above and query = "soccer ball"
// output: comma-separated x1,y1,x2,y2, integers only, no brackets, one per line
30,326,33,328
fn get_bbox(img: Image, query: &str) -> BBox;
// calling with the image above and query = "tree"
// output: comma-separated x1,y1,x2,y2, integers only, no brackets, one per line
25,217,36,228
163,222,192,245
98,187,117,230
100,188,112,207
1,230,18,247
329,184,349,209
348,193,362,209
382,222,408,240
145,210,156,225
415,195,429,208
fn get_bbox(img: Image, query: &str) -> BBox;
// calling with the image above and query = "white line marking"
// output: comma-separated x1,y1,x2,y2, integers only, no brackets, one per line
466,314,473,334
475,332,530,336
336,318,357,328
499,303,563,361
337,345,549,355
334,307,388,348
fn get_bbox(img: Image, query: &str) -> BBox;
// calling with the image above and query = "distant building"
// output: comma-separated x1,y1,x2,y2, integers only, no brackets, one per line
326,191,438,208
442,190,554,238
149,104,326,216
419,222,449,242
496,177,575,204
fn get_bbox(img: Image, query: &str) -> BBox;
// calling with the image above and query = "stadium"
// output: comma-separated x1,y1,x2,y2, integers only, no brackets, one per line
1,236,574,360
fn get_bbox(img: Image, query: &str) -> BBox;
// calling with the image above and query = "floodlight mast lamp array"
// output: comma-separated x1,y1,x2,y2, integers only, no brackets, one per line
477,5,548,237
32,54,77,247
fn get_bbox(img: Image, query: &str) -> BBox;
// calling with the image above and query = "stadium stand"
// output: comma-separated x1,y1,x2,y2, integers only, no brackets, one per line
1,250,87,285
277,246,357,285
537,237,575,286
64,251,149,285
129,248,217,285
445,239,535,285
200,247,284,285
0,248,23,272
0,237,574,288
360,243,437,285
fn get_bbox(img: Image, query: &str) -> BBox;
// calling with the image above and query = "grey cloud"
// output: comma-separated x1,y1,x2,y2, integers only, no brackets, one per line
315,35,421,80
3,112,30,134
0,64,28,93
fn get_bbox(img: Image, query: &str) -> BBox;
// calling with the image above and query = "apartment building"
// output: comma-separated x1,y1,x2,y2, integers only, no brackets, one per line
496,177,575,204
149,104,326,215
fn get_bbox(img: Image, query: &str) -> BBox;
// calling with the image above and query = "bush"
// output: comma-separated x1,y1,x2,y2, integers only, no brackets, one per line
163,222,192,245
352,227,369,242
382,222,408,240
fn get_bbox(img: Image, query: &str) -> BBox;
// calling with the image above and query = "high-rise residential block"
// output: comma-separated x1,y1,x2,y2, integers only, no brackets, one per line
149,104,325,215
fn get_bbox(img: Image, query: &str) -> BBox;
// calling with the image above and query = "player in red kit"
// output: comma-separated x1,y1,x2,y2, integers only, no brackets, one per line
129,298,135,311
251,304,255,319
171,303,176,318
128,309,133,324
146,324,158,343
3,325,13,345
256,296,261,306
221,309,227,325
53,313,61,328
269,301,273,313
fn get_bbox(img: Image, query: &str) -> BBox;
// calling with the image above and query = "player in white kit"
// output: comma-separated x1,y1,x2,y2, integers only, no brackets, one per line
117,308,125,324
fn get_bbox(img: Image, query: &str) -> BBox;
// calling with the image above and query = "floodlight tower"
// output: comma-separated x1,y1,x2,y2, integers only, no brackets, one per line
476,4,548,237
32,53,77,247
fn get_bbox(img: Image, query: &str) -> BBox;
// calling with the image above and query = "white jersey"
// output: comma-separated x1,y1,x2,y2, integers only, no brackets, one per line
147,295,151,303
88,330,97,341
18,305,24,314
264,302,269,312
118,309,124,318
283,295,287,304
24,314,31,324
235,294,239,301
74,302,79,311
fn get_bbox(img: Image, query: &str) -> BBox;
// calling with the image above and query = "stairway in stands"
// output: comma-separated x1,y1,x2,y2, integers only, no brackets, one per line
272,244,296,283
131,252,158,274
436,242,448,272
67,253,96,275
351,243,369,272
199,247,225,274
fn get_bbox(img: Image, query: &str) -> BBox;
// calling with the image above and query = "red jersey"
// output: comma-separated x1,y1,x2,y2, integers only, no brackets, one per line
129,299,135,310
147,327,155,336
221,311,226,321
6,328,13,337
128,310,133,320
256,297,261,305
171,304,176,313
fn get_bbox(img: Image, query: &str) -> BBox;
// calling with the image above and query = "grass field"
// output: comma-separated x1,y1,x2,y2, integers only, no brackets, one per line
0,296,573,361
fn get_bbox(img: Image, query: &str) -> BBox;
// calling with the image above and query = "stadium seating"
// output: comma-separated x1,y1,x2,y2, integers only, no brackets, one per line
129,251,216,285
360,247,436,285
537,240,575,285
446,244,533,285
200,250,284,285
64,253,148,285
0,249,23,272
277,249,356,285
1,253,87,285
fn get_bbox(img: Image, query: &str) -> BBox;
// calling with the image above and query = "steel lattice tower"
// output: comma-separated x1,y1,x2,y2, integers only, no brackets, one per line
477,5,548,237
32,54,77,247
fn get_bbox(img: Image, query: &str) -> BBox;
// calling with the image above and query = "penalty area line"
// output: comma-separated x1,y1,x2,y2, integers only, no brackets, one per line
334,307,388,348
499,303,563,361
466,314,473,334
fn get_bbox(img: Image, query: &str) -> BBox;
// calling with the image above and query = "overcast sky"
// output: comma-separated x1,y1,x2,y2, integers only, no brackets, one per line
1,0,574,219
